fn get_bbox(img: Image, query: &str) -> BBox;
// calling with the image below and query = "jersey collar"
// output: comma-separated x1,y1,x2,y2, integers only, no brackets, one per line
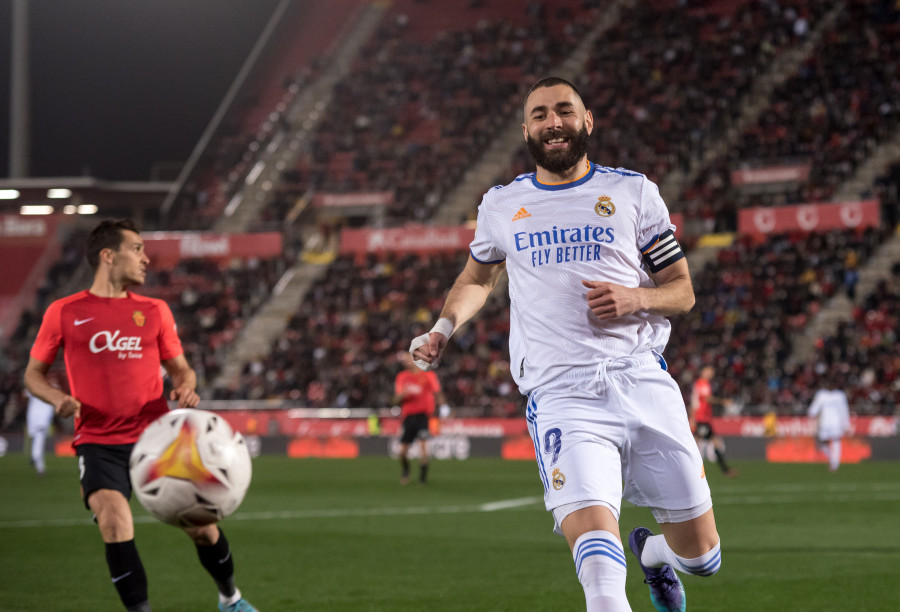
531,162,594,191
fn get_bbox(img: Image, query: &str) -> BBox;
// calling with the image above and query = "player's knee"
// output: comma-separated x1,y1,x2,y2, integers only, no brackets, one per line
89,490,133,540
183,523,219,546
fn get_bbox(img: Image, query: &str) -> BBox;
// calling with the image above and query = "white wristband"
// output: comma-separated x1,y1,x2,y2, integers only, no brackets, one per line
430,317,454,339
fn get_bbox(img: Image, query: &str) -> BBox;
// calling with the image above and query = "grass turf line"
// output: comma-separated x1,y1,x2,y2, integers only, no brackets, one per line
2,454,899,611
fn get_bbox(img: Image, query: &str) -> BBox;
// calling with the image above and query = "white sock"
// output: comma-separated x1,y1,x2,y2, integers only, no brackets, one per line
829,440,842,470
642,534,722,576
31,430,47,472
219,588,241,606
572,530,631,612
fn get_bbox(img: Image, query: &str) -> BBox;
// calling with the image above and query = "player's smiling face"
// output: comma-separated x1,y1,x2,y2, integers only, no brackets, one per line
522,84,593,176
111,230,149,286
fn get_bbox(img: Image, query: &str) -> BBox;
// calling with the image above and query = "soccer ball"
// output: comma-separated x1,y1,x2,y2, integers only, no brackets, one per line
129,408,252,527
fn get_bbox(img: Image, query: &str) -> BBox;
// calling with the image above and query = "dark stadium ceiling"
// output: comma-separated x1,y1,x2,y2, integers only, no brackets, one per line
0,177,171,221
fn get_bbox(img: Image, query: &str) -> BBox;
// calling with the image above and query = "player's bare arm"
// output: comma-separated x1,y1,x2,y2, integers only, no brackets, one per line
411,256,505,367
162,355,200,408
23,356,82,418
582,257,694,320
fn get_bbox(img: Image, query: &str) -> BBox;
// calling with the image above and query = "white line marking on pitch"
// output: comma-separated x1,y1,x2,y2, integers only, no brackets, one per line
0,496,544,529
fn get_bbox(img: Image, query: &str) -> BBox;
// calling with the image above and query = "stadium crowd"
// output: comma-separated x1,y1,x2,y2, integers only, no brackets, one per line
141,255,290,389
206,224,898,418
211,251,521,417
2,0,900,430
677,0,900,232
668,227,894,415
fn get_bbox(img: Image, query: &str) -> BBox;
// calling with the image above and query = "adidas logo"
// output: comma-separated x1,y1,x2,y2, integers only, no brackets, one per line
512,207,531,221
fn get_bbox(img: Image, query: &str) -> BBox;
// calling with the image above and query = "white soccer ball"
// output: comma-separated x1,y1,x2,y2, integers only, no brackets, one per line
129,408,252,527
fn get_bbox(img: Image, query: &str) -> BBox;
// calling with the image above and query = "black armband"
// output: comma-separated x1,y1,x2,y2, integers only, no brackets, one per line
641,229,685,273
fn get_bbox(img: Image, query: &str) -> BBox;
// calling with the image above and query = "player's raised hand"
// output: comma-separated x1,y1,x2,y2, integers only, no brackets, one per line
409,331,448,371
582,279,642,319
55,394,82,419
170,385,200,408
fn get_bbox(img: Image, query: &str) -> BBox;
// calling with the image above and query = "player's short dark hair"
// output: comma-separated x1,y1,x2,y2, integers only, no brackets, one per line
525,76,582,103
85,218,140,271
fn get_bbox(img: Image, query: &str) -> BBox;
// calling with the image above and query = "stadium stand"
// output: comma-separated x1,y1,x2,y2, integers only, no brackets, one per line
2,0,900,430
140,254,291,389
676,0,900,232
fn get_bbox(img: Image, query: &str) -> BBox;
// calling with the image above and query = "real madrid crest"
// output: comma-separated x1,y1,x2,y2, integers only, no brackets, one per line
595,195,615,217
132,310,146,327
552,468,566,490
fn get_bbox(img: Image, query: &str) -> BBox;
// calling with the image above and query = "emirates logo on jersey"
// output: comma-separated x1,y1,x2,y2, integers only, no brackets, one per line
133,310,146,327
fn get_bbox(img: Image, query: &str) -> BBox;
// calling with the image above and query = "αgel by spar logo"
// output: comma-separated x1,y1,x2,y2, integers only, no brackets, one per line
89,330,144,359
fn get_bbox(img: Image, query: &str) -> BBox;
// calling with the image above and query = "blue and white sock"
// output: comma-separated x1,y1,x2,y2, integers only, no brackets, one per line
642,534,722,576
572,530,631,612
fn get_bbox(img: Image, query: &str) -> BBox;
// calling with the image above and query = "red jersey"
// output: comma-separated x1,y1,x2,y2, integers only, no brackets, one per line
691,378,713,423
30,290,184,446
395,369,440,418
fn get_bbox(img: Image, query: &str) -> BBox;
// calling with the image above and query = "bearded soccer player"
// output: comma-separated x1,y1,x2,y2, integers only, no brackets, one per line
410,78,722,611
24,219,257,612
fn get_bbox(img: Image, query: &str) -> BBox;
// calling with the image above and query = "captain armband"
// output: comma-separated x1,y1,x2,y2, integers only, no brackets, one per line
641,229,685,273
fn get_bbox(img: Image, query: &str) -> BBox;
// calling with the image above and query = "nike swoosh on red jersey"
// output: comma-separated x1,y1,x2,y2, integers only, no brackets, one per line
74,318,94,326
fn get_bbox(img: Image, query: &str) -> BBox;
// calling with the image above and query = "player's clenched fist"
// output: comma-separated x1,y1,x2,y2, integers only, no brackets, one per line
55,394,82,419
582,279,642,319
409,331,448,371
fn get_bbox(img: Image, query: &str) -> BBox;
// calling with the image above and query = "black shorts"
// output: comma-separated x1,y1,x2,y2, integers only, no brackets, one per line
695,422,714,440
400,413,430,444
76,443,135,509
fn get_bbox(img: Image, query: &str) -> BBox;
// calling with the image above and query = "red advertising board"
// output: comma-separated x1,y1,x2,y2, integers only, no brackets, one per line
141,231,283,268
738,200,879,236
711,415,896,438
731,164,811,186
215,413,530,438
212,413,895,440
0,214,58,240
313,192,393,208
0,215,62,340
340,224,476,254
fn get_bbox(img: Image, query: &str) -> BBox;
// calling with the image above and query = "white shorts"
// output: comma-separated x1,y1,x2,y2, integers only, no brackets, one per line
525,353,711,534
817,426,845,442
27,398,54,436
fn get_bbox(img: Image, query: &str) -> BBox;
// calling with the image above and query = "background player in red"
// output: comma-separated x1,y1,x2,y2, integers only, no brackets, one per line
393,351,447,485
689,365,738,478
23,219,257,612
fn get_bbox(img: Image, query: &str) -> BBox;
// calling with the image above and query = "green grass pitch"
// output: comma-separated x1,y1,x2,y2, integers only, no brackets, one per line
1,454,899,611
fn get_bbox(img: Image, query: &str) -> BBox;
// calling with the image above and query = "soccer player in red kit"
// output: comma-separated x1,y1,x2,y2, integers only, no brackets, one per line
689,366,738,478
394,351,447,485
24,219,257,612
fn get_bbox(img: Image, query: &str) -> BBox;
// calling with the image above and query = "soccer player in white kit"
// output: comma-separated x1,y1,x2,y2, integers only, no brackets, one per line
26,389,55,475
410,78,722,611
808,378,851,471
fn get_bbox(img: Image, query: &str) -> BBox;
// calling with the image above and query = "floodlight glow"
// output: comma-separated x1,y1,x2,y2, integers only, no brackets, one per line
0,189,21,199
20,205,54,215
47,188,72,199
77,204,99,215
63,205,78,214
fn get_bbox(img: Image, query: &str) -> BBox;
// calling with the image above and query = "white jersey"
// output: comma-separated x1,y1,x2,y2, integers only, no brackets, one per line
469,163,679,393
808,389,851,440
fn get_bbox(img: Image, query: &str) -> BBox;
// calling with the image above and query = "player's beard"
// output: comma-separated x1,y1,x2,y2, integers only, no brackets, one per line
526,125,590,174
